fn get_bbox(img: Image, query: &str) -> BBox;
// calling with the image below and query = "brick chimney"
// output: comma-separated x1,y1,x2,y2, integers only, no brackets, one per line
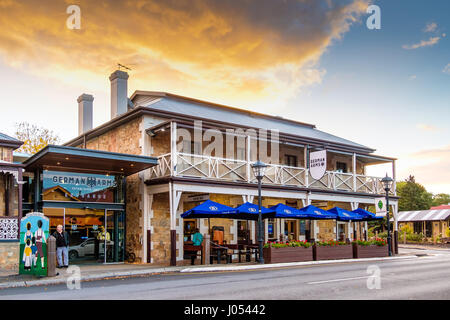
77,94,94,135
109,70,129,119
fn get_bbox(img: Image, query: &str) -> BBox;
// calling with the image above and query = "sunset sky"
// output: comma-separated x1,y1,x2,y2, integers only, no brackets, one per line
0,0,449,194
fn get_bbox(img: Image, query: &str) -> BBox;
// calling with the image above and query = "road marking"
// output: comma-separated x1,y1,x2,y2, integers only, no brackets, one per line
307,276,369,285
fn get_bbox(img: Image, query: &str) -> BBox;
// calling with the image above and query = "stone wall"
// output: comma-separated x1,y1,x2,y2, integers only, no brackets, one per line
151,192,171,265
74,117,145,261
0,242,19,270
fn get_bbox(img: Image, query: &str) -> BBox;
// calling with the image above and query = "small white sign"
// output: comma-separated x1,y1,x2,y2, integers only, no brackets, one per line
187,194,210,202
375,197,386,216
310,150,327,180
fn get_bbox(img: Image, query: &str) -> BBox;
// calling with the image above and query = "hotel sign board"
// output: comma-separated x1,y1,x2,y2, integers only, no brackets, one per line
309,150,327,180
375,197,387,216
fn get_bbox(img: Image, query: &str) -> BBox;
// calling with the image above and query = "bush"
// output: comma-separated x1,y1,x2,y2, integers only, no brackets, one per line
353,238,387,246
316,240,347,246
264,240,313,249
377,231,387,239
405,233,424,242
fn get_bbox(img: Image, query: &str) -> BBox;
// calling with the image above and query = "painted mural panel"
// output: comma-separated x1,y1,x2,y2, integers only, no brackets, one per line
19,212,49,277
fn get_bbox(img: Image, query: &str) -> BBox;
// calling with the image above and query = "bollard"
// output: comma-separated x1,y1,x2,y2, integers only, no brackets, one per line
47,235,57,277
202,234,210,265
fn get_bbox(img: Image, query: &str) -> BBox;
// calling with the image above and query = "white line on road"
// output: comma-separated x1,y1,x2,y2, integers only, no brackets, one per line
307,276,369,285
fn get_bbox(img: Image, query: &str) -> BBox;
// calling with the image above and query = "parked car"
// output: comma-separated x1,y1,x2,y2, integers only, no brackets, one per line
69,238,114,260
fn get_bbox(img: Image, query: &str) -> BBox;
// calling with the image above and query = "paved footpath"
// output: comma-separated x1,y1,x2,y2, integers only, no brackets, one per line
0,253,418,290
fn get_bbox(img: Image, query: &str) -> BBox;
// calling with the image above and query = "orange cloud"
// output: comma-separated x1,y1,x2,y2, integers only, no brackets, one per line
0,0,368,110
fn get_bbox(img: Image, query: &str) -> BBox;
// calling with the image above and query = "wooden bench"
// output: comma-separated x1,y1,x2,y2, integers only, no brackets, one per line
183,244,203,265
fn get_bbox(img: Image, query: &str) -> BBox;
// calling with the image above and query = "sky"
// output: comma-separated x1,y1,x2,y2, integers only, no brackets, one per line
0,0,448,194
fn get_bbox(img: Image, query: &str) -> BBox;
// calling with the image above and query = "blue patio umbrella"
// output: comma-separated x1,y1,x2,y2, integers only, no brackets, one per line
235,202,275,220
352,208,383,221
328,207,363,221
298,205,337,220
268,203,309,219
181,200,237,219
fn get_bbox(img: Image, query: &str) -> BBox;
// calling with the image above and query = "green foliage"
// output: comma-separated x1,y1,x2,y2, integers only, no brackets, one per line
316,240,347,246
377,231,388,239
432,193,450,207
353,239,387,246
406,233,424,242
397,176,433,211
264,240,312,248
400,224,413,235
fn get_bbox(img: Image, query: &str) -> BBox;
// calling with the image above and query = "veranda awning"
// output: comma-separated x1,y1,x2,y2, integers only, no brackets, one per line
328,207,363,221
352,208,383,221
181,200,237,219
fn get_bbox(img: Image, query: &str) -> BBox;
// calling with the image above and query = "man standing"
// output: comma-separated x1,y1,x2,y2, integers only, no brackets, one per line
53,225,70,268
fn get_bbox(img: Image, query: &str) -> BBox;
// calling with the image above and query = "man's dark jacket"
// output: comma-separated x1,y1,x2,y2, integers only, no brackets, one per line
52,231,70,247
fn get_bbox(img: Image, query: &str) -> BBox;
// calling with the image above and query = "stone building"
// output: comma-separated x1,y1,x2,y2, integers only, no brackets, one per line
0,70,400,269
58,69,399,266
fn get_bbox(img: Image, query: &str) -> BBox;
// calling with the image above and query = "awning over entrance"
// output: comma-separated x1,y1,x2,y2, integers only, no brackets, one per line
396,209,450,222
23,145,158,176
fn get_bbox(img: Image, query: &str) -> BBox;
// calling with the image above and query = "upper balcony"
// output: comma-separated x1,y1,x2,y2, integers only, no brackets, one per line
148,152,395,196
145,121,396,196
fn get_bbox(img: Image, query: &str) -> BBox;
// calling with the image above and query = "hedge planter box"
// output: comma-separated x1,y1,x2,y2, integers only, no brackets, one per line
313,244,353,261
353,244,389,259
263,246,313,264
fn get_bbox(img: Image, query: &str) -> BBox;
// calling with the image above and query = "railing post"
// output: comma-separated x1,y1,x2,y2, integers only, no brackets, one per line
47,235,57,277
202,234,211,265
352,153,357,192
247,135,251,183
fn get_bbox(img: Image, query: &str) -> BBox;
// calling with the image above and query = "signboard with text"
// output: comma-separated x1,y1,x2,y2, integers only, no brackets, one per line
309,150,327,180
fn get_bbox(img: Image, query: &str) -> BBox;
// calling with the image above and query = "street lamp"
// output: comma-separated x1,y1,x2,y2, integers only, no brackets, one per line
251,160,267,264
381,174,394,256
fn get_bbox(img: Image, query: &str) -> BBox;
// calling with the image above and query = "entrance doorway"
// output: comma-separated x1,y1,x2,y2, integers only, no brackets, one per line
284,220,297,241
45,208,125,264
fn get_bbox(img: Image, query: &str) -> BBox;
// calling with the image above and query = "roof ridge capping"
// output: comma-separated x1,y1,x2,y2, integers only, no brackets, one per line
130,91,317,129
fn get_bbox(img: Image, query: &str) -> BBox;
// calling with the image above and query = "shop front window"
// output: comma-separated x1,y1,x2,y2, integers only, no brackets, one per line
42,170,124,203
44,207,125,264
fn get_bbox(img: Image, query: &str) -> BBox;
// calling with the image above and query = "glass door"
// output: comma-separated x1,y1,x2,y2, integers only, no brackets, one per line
105,210,125,263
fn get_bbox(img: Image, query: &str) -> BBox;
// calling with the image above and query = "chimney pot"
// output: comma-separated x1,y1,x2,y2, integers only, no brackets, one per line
78,94,94,135
110,70,129,119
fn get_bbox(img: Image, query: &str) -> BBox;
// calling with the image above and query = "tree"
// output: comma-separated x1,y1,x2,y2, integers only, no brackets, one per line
14,122,61,154
396,175,433,211
432,193,450,207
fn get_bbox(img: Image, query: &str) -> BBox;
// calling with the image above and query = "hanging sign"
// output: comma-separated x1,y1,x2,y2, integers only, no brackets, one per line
375,197,387,216
309,150,327,180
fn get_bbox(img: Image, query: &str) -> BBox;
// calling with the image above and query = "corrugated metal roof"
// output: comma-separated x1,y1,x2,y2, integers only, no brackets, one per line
397,210,450,222
143,96,375,152
0,132,20,142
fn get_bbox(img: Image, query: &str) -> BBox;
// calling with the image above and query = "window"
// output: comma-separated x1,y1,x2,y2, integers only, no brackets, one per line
284,155,297,167
413,222,422,234
183,220,197,242
268,218,275,239
336,162,348,173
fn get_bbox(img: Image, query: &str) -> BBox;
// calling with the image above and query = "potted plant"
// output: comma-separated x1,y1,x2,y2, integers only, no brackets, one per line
313,240,353,261
263,240,313,263
352,238,388,258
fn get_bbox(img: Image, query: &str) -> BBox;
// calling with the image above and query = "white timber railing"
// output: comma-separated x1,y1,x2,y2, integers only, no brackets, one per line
149,153,394,195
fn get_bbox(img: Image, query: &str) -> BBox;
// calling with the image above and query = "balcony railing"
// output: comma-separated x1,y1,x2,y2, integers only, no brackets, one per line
149,153,395,195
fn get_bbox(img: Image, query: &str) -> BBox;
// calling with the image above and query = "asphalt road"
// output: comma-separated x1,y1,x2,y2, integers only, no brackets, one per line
2,247,450,300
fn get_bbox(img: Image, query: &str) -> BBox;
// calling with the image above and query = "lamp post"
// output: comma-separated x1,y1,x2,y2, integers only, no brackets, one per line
381,174,394,256
251,160,267,264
